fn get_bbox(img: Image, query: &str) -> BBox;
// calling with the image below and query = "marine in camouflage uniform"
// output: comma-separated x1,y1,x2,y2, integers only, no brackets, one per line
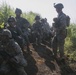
31,15,43,45
41,18,53,47
0,29,27,75
15,8,31,53
52,3,67,60
41,18,51,39
7,16,26,51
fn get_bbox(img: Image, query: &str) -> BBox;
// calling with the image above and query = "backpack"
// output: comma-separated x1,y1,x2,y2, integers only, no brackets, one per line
66,15,70,27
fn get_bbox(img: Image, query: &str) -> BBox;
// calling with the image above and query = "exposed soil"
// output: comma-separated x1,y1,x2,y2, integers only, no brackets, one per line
2,43,76,75
24,43,76,75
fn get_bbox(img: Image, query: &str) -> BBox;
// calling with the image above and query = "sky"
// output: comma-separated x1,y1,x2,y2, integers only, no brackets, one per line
0,0,76,25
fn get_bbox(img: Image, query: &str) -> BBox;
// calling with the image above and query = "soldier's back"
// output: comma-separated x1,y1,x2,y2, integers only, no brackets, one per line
33,21,42,31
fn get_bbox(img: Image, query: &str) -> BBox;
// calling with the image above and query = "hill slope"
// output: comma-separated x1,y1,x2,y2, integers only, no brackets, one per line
4,43,76,75
24,44,76,75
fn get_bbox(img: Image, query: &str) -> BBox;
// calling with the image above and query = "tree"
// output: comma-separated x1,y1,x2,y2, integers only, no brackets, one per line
0,2,14,23
0,2,41,25
22,11,41,25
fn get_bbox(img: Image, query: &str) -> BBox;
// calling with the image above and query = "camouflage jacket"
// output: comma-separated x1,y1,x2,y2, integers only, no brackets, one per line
8,26,23,39
32,21,43,32
1,39,27,67
54,12,67,36
42,22,51,33
15,17,30,32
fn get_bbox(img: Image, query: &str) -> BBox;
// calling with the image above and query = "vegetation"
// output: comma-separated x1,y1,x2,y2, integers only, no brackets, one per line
0,2,40,25
65,24,76,60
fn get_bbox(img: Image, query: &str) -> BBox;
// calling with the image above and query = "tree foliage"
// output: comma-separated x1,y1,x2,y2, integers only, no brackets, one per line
22,11,40,25
0,2,41,25
65,24,76,60
0,2,14,23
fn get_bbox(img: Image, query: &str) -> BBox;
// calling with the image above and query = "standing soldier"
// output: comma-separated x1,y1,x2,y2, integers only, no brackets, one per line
15,8,31,53
52,3,67,60
0,29,27,75
31,15,43,45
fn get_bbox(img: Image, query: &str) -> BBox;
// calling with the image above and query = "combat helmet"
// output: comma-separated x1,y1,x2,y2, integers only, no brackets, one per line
35,15,40,20
54,3,64,9
41,19,45,22
7,16,16,23
2,29,12,38
15,8,22,14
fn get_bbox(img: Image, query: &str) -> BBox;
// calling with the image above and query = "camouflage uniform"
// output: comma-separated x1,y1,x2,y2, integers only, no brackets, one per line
41,18,51,39
52,3,67,59
32,16,43,45
7,16,26,51
15,8,31,52
0,29,27,75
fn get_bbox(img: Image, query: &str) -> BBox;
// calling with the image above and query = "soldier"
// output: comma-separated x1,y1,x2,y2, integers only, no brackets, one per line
52,3,67,60
0,29,27,75
15,8,31,53
7,16,26,51
31,15,43,45
41,18,51,39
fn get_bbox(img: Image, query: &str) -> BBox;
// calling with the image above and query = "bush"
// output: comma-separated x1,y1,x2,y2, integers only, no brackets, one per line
65,24,76,60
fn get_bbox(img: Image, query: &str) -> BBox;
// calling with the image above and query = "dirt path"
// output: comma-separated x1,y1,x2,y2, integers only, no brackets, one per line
24,44,76,75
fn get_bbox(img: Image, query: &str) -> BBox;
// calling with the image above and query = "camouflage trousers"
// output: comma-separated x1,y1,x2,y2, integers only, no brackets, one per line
52,35,65,58
22,33,30,52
